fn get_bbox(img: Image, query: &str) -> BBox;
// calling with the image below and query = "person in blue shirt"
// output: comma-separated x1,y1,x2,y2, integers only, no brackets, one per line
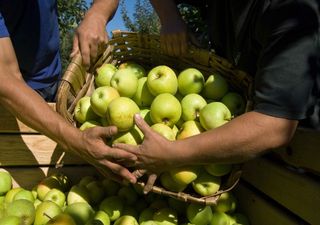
0,0,138,184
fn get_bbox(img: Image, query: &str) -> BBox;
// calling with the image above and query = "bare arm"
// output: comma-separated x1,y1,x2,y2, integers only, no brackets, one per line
0,37,137,183
71,0,120,67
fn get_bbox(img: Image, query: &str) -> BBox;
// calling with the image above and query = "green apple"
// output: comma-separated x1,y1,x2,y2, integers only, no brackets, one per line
150,93,181,127
167,198,187,216
101,178,121,197
134,198,148,213
192,171,221,196
140,108,153,126
186,203,213,225
147,65,178,96
34,200,62,225
13,189,35,203
232,213,250,225
153,207,178,225
50,173,71,192
212,192,237,213
43,188,66,207
199,102,231,130
181,94,207,121
0,216,22,225
99,196,124,222
4,187,23,204
86,181,105,206
177,68,205,96
204,164,233,177
89,210,110,225
6,199,35,225
140,221,158,225
221,92,246,116
90,86,120,117
33,199,42,209
210,212,233,225
0,171,12,196
118,61,146,79
74,96,100,124
107,97,140,132
95,63,118,87
110,68,139,98
117,186,138,205
114,215,139,225
202,74,229,100
111,127,143,145
138,207,156,224
149,199,168,210
133,77,154,107
101,117,109,127
172,125,179,137
67,185,90,205
64,202,95,225
159,172,188,192
169,166,201,186
36,176,63,201
151,123,176,141
79,120,101,131
46,213,77,225
79,176,96,187
176,120,204,140
122,205,139,219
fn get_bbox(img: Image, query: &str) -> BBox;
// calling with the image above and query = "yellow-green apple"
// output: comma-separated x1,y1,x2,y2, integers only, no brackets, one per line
46,213,77,225
99,196,124,222
90,86,120,117
107,97,140,132
114,215,139,225
176,121,204,140
232,213,250,225
86,180,105,206
153,207,178,225
74,96,100,124
212,192,237,213
169,166,201,186
151,123,176,141
101,178,121,197
221,92,246,116
43,188,66,207
67,185,90,205
159,172,188,192
150,93,181,127
0,171,12,196
79,120,101,131
64,202,94,225
177,68,204,96
202,74,229,100
210,212,234,225
204,164,233,177
138,207,156,224
147,65,178,96
111,127,143,145
36,176,63,201
4,187,23,204
0,216,22,225
89,210,110,225
6,199,35,225
133,77,154,107
95,63,118,87
13,189,35,203
34,200,62,225
192,171,221,196
172,125,179,137
118,61,146,79
186,203,213,225
117,186,138,206
199,102,231,130
33,199,42,209
180,94,207,121
79,176,96,187
110,68,138,98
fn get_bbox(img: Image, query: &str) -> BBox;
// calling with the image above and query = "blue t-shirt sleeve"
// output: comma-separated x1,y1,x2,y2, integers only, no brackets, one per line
0,12,9,37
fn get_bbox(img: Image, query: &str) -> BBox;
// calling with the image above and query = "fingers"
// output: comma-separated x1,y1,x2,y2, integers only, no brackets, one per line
134,113,153,135
160,33,188,57
70,36,79,58
143,173,157,194
104,159,137,184
132,169,147,179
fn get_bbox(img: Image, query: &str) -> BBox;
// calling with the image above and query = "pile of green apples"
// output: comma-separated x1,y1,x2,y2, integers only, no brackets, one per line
0,170,250,225
74,61,246,198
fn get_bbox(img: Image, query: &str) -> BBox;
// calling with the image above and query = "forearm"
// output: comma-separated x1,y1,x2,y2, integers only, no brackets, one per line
174,111,298,165
149,0,182,25
86,0,119,23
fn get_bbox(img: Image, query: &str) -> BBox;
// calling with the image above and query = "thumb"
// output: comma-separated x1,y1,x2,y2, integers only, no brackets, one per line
70,35,79,58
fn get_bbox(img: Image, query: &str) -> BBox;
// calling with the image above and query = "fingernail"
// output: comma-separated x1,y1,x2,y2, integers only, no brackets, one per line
135,114,142,120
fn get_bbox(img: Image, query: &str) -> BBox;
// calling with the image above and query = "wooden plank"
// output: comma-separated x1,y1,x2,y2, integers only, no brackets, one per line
0,103,56,133
0,135,86,166
273,128,320,175
241,157,320,225
0,165,97,190
234,182,307,225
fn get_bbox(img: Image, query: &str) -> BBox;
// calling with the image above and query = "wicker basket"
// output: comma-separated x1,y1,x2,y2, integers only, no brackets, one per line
56,30,253,206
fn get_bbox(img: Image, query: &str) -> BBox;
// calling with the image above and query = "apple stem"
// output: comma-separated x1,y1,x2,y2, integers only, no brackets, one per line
44,213,53,220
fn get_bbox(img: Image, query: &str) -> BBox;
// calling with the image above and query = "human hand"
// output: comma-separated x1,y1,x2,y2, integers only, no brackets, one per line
70,12,108,69
74,125,138,184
